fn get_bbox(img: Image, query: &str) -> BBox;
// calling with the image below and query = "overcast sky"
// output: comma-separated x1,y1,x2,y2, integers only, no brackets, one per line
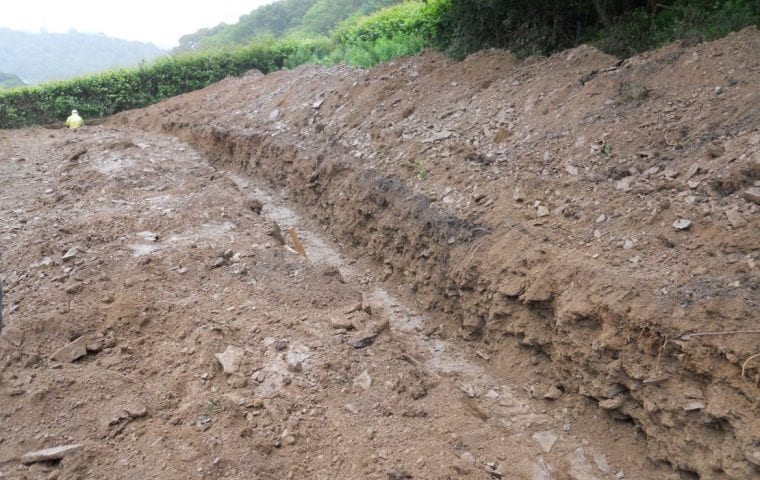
1,0,274,48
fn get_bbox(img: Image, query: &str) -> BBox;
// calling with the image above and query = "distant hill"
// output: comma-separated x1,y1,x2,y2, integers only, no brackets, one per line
0,28,166,84
0,71,25,89
176,0,401,52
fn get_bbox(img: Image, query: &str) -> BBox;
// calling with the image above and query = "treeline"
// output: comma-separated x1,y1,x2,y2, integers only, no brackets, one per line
435,0,760,58
1,0,758,128
176,0,401,52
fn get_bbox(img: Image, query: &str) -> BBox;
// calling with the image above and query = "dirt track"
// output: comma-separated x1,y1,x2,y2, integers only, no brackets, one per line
2,28,760,480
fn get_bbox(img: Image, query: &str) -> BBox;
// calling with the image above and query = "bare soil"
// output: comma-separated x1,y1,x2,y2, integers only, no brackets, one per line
2,27,759,480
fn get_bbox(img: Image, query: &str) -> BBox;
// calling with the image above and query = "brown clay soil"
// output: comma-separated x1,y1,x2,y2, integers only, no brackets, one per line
2,27,759,480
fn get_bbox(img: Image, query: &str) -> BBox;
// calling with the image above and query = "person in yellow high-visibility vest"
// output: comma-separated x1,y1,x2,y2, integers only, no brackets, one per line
65,109,83,130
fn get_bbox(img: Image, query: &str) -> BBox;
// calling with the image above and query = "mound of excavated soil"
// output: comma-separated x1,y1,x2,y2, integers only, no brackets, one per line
2,27,758,480
111,27,760,479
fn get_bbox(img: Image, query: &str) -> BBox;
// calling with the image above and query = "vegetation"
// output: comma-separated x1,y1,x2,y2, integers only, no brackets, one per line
176,0,401,52
1,0,757,129
434,0,760,58
0,28,165,85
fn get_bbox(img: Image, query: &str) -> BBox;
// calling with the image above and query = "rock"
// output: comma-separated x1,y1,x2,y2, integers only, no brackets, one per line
615,177,633,191
683,400,705,412
196,415,213,431
136,231,159,242
543,385,563,400
565,164,579,175
286,351,303,373
30,257,55,270
513,187,525,203
126,404,148,418
745,449,760,467
21,444,83,465
568,448,600,480
345,404,359,415
536,206,550,217
532,431,558,453
215,345,244,374
64,282,83,294
329,312,354,330
685,163,701,180
623,240,634,250
672,219,692,231
421,130,453,143
62,246,84,262
592,453,611,473
741,187,760,204
532,457,553,480
598,395,626,410
350,311,370,331
355,369,372,390
51,336,88,363
725,209,747,229
311,99,325,109
269,109,280,120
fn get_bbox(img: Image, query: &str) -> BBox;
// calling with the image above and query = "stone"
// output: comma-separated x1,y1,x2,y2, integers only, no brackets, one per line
344,404,359,415
565,164,579,175
592,453,611,473
62,246,84,262
599,395,626,410
513,187,525,203
543,385,563,400
536,206,550,217
532,457,553,480
51,336,88,363
21,444,83,465
532,431,558,453
136,231,159,242
421,130,453,143
741,187,760,204
30,257,55,270
354,369,372,390
683,400,705,412
329,313,354,330
672,219,692,231
567,448,600,480
685,163,701,180
215,346,244,374
64,282,83,294
725,209,748,229
126,404,148,418
286,352,303,373
623,240,634,250
615,177,633,191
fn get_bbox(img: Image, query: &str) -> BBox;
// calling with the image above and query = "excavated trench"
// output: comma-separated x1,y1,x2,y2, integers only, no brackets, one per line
130,121,758,480
110,30,760,479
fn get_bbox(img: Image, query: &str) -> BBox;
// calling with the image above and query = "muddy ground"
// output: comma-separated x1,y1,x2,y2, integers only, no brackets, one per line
2,27,759,480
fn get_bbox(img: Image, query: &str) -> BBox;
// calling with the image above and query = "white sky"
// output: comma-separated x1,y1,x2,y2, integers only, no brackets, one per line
1,0,274,48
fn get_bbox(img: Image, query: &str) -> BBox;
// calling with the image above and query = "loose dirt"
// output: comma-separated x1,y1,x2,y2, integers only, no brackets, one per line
2,28,759,480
